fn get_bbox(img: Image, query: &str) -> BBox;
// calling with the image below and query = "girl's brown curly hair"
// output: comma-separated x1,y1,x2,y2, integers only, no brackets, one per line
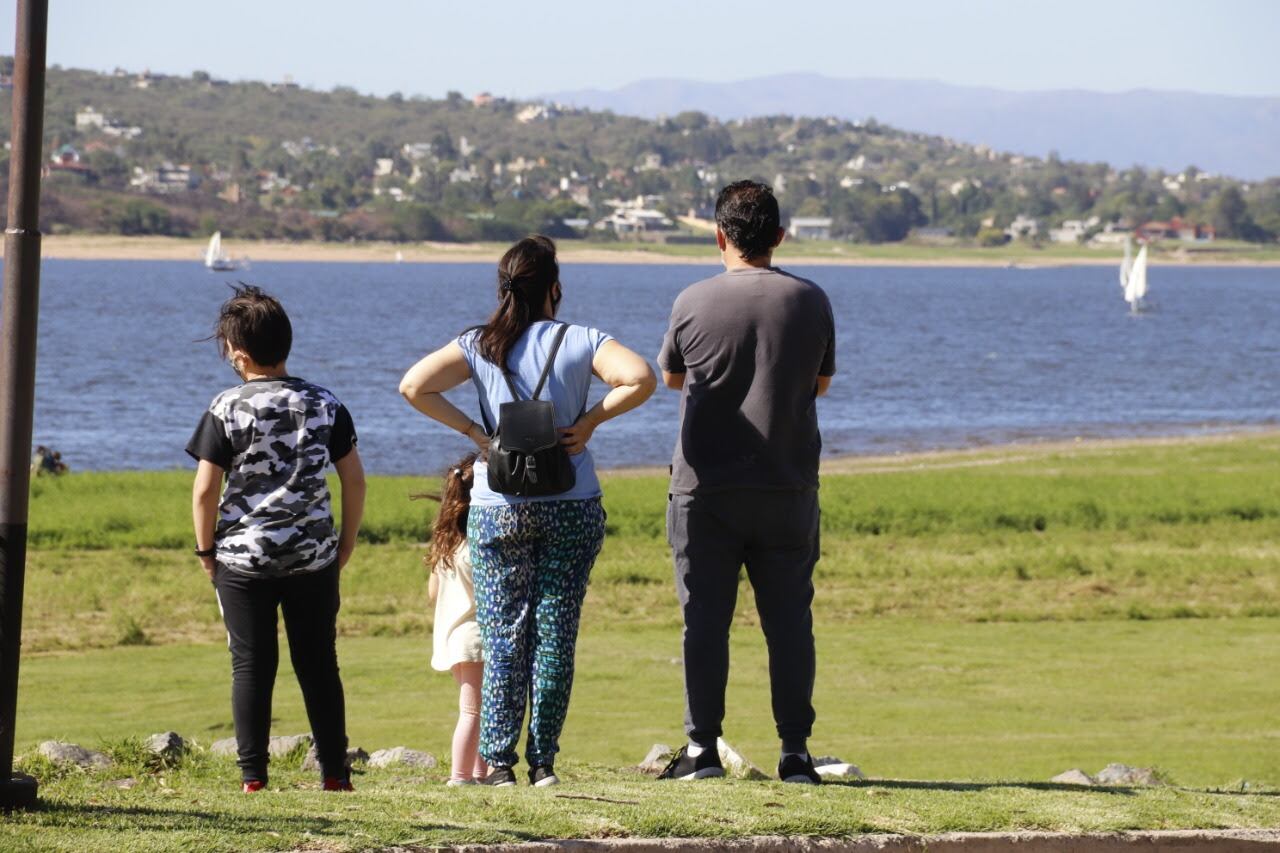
425,453,477,572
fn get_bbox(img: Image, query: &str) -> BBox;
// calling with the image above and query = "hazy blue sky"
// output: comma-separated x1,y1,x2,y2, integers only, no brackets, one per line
8,0,1279,98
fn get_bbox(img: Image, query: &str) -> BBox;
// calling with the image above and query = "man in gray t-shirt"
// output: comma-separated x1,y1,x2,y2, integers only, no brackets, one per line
655,181,835,785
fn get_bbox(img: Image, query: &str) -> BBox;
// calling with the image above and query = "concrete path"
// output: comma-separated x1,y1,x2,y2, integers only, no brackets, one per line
442,830,1280,852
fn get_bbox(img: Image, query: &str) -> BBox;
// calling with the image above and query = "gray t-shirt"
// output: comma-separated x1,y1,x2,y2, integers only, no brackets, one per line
658,266,836,494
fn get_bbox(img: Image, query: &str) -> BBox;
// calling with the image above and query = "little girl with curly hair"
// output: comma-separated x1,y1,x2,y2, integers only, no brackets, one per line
426,453,488,785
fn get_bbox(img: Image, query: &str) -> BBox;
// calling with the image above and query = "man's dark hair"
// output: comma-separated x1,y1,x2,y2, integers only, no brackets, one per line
212,283,292,366
715,180,781,261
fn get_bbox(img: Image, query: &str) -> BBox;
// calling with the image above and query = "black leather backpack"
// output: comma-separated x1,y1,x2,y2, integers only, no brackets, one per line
479,323,577,497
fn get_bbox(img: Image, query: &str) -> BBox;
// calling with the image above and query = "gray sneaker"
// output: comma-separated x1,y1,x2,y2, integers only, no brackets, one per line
529,765,560,787
481,766,517,787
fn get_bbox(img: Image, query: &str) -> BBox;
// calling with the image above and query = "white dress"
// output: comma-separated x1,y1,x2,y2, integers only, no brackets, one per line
431,544,483,671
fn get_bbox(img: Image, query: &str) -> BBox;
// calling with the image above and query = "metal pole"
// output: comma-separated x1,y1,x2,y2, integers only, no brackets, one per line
0,0,48,810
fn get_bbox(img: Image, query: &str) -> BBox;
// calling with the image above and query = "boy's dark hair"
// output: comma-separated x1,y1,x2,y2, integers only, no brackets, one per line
715,180,781,261
212,283,292,367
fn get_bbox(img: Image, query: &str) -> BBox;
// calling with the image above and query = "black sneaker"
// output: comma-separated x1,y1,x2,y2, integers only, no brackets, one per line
529,765,560,787
657,745,725,780
778,752,821,784
481,765,518,787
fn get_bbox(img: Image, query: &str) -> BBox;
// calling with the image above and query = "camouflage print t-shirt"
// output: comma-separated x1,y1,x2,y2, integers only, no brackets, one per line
186,377,357,577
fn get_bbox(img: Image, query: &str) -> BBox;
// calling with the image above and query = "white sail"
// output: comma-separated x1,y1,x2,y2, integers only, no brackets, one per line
205,231,223,268
1119,236,1133,289
1124,244,1148,307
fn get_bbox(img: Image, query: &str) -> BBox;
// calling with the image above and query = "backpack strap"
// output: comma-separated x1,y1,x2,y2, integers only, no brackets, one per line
531,323,570,401
477,322,570,433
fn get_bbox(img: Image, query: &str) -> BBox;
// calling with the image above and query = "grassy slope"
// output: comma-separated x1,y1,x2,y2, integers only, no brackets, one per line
5,434,1280,848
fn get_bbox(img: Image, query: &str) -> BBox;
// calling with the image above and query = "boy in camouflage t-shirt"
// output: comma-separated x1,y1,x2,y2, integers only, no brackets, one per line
187,284,366,792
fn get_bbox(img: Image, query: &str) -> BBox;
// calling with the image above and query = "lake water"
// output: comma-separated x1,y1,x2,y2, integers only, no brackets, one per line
20,259,1280,474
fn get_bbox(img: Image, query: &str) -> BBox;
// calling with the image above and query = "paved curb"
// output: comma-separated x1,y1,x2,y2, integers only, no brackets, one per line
439,830,1280,852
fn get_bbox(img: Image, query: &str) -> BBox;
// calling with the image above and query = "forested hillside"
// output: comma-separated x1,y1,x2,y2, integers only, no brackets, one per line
2,60,1276,245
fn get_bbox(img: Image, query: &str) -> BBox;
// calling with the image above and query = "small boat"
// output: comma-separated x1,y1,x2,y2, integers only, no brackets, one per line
204,231,247,272
1121,238,1149,313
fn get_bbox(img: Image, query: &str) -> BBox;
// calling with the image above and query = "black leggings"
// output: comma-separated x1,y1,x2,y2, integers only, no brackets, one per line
214,561,347,783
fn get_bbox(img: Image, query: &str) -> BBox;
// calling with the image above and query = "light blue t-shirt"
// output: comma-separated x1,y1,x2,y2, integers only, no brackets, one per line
458,320,613,506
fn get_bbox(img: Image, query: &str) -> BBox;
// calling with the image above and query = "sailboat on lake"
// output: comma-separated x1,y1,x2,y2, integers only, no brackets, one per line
1119,237,1148,313
204,231,246,272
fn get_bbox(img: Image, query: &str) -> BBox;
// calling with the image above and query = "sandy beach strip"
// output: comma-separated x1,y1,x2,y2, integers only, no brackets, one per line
21,234,1280,267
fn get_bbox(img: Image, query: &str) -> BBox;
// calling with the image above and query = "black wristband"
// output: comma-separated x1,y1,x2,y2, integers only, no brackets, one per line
194,546,216,558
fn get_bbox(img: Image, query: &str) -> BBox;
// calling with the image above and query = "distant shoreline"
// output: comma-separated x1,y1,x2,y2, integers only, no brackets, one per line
24,234,1280,268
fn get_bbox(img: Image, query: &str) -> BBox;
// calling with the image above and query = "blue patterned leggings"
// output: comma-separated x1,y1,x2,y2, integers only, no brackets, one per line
468,498,605,768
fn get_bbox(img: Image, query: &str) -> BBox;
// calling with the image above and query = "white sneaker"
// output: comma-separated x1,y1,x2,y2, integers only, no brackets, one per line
445,778,478,787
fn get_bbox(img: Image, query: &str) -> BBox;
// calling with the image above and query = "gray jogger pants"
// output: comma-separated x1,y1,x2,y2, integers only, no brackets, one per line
667,489,819,747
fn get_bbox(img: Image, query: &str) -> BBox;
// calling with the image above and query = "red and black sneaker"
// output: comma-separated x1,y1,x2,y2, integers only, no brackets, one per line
242,780,266,793
322,776,354,792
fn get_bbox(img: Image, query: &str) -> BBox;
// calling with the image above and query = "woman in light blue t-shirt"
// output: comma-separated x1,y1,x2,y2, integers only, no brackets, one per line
399,235,655,787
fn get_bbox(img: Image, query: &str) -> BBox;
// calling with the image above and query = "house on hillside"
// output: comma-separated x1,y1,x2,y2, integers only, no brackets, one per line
42,144,93,182
50,144,81,165
1005,214,1039,239
402,142,435,162
911,226,954,242
517,104,554,123
131,162,198,193
790,217,833,241
102,120,143,140
1089,222,1132,246
76,106,105,130
1136,217,1215,243
133,70,167,89
597,196,675,236
449,165,480,184
472,92,495,107
1048,216,1100,244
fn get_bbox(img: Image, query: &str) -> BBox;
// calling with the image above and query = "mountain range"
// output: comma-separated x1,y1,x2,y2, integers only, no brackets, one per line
544,75,1280,180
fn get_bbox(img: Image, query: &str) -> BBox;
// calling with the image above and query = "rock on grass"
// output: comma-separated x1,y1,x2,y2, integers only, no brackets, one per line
1096,762,1162,785
210,737,237,757
267,734,312,757
717,738,768,781
368,747,437,769
302,746,370,772
637,743,674,775
813,756,865,779
145,731,184,760
39,741,111,769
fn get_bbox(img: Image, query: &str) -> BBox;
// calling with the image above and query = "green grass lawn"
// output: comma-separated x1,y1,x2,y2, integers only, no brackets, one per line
5,433,1280,849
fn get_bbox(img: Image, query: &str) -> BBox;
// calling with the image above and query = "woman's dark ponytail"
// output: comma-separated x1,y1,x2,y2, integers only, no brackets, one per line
475,235,560,371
